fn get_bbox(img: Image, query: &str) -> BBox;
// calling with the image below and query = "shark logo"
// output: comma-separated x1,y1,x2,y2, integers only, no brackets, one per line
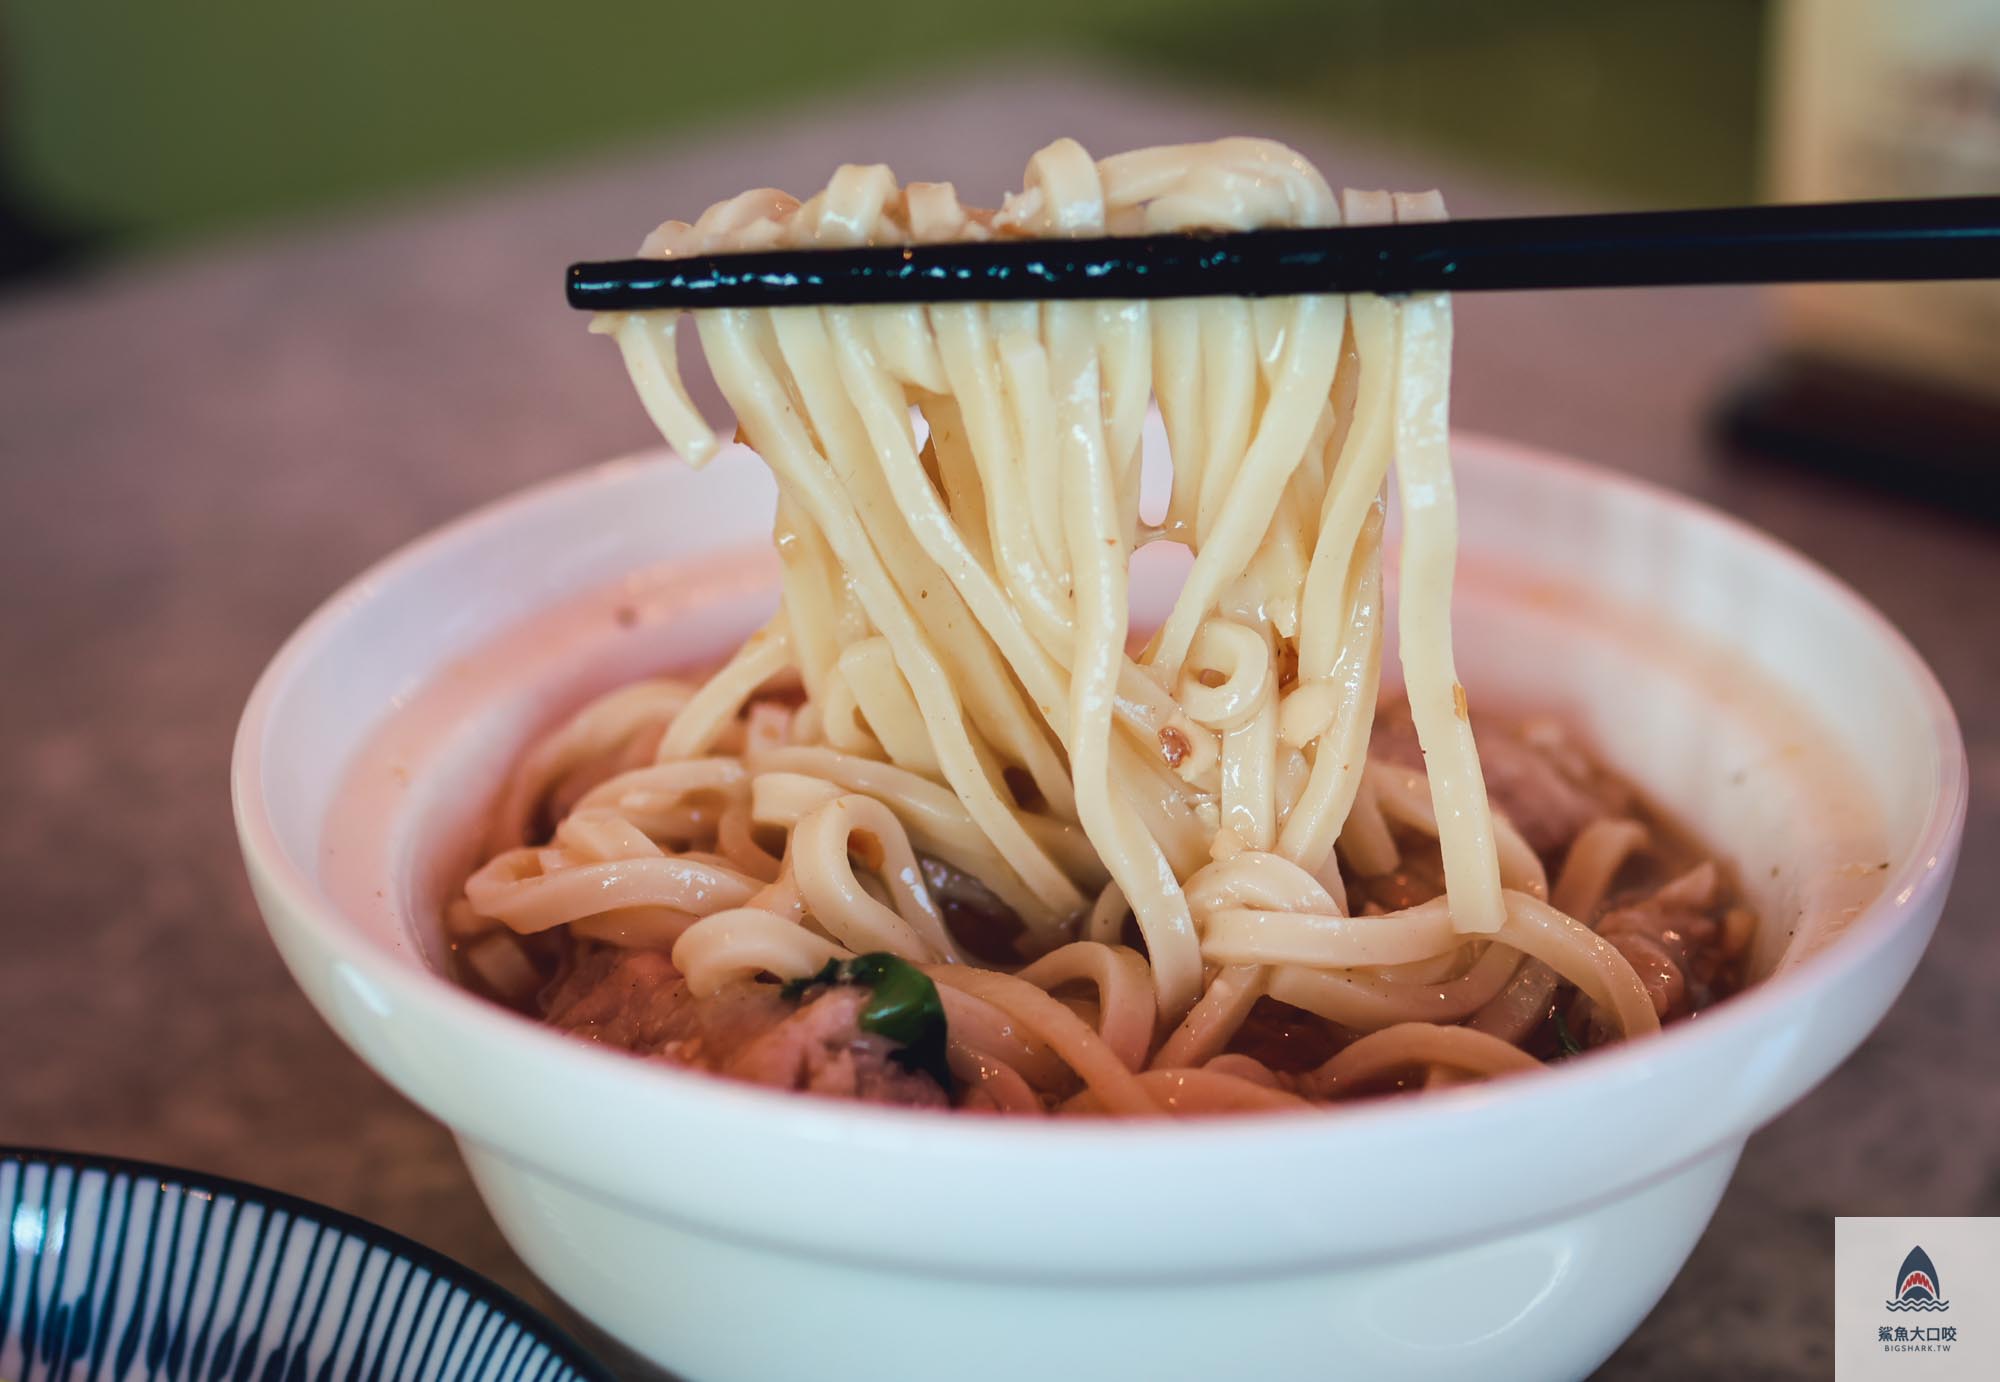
1886,1245,1950,1312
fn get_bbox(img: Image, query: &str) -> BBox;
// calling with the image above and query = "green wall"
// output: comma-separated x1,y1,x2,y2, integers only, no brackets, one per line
4,0,1765,250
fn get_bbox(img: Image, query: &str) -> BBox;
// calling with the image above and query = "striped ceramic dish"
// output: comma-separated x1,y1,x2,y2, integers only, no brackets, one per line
0,1148,610,1382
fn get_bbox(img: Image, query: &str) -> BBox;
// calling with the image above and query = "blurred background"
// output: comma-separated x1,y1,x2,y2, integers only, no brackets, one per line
12,0,1991,450
3,7,1996,1381
3,0,1769,280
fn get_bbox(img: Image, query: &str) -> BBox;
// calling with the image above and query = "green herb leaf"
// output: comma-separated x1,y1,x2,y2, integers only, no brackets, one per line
780,958,842,1002
846,954,953,1089
1553,1006,1584,1058
778,953,952,1090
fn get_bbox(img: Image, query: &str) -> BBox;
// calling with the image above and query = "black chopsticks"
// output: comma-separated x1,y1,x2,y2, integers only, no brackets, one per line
566,196,2000,310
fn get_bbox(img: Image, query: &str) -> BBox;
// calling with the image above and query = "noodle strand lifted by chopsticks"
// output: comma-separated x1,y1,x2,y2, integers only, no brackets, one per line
456,138,1665,1115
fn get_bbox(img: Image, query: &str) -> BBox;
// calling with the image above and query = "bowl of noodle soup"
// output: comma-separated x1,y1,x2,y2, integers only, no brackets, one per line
234,141,1966,1382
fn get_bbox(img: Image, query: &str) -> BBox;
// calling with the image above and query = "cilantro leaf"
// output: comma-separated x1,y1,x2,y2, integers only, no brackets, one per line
1553,1005,1584,1058
781,958,842,1002
779,953,952,1090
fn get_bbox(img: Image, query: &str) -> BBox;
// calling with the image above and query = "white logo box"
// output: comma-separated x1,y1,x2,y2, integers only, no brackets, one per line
1836,1217,2000,1380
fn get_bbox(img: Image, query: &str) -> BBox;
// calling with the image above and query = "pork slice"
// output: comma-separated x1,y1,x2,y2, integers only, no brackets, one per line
541,947,946,1107
724,986,949,1107
1351,851,1447,913
543,949,693,1051
920,854,1025,964
1596,863,1725,1022
1371,702,1630,861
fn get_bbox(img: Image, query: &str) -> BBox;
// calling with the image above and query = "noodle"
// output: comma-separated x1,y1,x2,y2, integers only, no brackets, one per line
455,137,1742,1116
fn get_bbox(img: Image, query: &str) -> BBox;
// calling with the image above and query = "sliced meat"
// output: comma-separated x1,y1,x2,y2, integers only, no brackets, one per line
724,986,948,1105
541,946,947,1107
543,948,693,1050
1366,700,1426,775
920,854,1025,964
1371,702,1631,861
1595,862,1729,1024
1351,852,1446,914
1228,997,1344,1074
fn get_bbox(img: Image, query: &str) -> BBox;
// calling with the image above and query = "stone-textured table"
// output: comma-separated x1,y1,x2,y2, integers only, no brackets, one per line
3,64,1992,1382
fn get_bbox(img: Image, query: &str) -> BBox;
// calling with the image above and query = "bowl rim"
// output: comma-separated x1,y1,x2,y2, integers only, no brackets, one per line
230,429,1969,1154
0,1143,615,1382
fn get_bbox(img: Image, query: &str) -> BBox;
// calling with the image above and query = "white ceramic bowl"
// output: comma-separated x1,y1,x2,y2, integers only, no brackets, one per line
233,432,1966,1382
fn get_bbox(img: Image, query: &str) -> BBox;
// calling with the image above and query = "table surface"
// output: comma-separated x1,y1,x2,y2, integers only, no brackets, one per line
2,66,1992,1382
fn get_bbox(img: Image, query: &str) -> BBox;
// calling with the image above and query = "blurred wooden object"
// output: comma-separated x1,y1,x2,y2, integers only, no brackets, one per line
1725,0,2000,505
1719,352,2000,517
1772,0,2000,396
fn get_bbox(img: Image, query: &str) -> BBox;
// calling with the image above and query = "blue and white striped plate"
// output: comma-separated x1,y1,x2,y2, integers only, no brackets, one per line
0,1149,610,1382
